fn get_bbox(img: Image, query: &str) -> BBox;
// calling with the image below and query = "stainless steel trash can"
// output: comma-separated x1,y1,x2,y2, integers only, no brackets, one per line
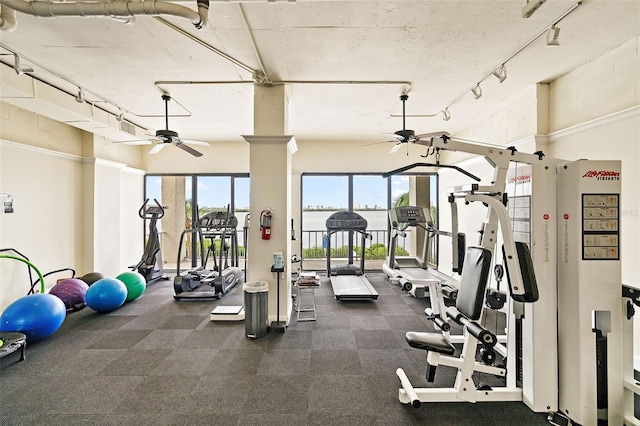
244,280,269,338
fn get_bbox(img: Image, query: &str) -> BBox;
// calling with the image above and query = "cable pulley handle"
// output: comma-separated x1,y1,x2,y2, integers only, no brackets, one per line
382,162,481,182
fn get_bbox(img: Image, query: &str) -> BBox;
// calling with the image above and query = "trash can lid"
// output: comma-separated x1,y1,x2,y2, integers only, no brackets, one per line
243,280,269,293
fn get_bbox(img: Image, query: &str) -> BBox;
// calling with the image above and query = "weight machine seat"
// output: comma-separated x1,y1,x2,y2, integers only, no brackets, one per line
406,331,456,356
405,246,492,356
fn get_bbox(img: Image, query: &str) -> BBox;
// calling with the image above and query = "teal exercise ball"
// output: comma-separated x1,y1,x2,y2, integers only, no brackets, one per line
0,293,66,341
116,271,146,302
85,278,127,312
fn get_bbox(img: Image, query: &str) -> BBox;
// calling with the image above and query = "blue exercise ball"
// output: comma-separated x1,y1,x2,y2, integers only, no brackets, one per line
85,278,127,312
0,293,67,341
49,278,89,312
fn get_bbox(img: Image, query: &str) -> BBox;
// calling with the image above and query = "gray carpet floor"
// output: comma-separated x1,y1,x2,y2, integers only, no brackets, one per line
0,272,552,425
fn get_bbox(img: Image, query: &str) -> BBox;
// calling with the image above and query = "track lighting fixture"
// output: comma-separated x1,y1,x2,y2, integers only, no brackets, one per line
13,53,33,75
75,87,85,103
471,84,482,100
116,110,125,122
546,25,560,47
522,0,548,18
492,65,507,83
432,3,580,119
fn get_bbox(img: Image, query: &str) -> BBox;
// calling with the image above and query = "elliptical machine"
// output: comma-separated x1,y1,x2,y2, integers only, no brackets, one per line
173,205,244,300
132,198,168,285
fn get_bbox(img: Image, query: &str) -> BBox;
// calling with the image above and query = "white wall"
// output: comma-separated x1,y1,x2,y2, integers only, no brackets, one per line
0,104,146,310
546,108,640,289
0,141,84,310
549,36,640,132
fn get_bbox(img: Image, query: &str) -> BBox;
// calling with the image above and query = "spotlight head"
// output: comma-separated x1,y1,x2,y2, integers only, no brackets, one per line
442,109,451,121
522,0,548,18
471,84,482,100
546,25,560,47
75,88,85,103
492,65,507,83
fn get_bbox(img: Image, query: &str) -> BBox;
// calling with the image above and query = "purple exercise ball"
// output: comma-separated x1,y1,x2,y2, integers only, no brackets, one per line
49,278,89,312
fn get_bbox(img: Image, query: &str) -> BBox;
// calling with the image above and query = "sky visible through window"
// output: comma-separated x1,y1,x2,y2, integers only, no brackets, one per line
147,174,413,210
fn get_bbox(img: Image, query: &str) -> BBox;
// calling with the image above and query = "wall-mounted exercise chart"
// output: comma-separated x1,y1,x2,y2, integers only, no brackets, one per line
510,195,531,247
582,194,619,260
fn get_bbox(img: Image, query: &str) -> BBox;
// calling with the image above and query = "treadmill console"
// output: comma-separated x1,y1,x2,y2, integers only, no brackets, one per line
325,211,368,232
198,211,238,230
389,206,429,230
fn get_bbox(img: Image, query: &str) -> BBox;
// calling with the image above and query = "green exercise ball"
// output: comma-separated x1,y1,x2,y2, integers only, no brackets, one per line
116,271,146,302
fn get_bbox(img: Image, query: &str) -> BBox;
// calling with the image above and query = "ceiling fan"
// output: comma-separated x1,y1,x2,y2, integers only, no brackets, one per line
363,94,449,155
117,94,210,157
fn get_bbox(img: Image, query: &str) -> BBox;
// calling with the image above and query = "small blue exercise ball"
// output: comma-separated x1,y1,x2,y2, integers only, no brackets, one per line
85,278,128,312
0,293,67,341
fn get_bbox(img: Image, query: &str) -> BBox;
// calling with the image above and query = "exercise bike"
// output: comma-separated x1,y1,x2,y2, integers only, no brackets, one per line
131,198,168,285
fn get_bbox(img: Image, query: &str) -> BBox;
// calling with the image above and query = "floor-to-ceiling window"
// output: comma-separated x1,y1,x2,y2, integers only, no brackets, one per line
300,173,437,271
144,174,249,273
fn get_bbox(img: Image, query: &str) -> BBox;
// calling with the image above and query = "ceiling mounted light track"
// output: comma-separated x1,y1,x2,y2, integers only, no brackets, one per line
425,2,581,121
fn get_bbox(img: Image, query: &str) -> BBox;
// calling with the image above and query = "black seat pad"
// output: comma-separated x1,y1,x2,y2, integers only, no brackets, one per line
405,331,455,355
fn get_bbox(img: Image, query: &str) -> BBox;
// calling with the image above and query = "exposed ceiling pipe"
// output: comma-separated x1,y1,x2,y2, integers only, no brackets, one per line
154,17,256,76
237,3,271,84
0,5,17,31
0,0,209,31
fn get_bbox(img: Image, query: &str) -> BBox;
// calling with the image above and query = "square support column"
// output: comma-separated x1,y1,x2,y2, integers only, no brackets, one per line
242,135,296,328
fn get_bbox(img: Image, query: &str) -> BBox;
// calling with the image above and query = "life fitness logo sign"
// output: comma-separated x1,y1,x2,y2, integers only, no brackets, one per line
582,170,620,181
508,174,531,184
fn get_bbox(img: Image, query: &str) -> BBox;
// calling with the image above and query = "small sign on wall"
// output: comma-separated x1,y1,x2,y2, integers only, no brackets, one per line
1,193,14,213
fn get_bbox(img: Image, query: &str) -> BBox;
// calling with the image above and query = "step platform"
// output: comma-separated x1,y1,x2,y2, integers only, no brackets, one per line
210,305,245,321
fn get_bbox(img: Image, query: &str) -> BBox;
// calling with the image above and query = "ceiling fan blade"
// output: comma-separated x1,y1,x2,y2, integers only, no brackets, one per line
360,139,397,148
112,139,155,145
177,143,204,157
388,143,403,154
149,144,166,154
181,139,211,147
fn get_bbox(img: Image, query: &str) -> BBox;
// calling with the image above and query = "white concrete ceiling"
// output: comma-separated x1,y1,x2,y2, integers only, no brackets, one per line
1,0,639,147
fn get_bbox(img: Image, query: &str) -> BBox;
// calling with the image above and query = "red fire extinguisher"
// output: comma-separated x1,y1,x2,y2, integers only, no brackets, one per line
260,209,272,240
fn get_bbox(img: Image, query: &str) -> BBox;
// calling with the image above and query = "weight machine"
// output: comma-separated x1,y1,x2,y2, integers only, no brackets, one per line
393,135,560,414
393,135,627,424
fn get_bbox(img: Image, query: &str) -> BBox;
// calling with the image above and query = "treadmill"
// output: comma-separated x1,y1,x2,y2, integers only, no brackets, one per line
325,211,378,301
383,206,459,300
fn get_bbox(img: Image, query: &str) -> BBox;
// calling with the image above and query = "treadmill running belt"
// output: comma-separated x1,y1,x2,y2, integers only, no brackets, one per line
330,275,378,301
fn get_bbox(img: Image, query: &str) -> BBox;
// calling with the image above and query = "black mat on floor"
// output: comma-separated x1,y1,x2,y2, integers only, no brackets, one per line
0,273,557,425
